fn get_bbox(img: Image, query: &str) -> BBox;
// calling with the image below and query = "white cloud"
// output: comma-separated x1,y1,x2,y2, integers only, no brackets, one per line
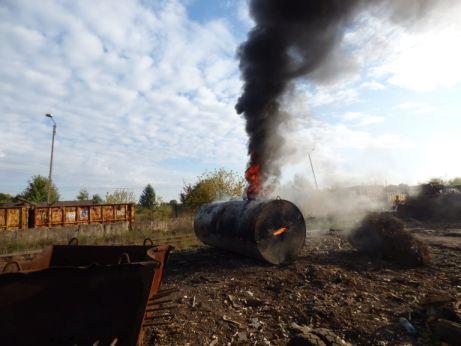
308,85,360,107
349,1,461,92
1,0,459,201
236,0,253,28
361,81,385,90
396,102,437,114
0,0,246,200
343,111,384,126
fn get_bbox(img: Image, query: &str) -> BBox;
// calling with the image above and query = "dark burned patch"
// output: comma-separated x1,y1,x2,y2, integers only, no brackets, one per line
348,212,430,267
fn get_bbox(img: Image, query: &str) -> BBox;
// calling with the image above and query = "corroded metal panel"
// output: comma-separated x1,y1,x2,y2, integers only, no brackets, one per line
51,207,63,224
78,206,89,223
34,208,49,227
103,205,115,221
115,204,127,220
7,209,19,228
0,207,28,230
90,205,103,222
28,203,135,228
0,209,5,229
63,206,77,224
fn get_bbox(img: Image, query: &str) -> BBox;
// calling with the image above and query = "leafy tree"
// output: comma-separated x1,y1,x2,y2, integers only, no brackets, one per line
92,194,103,204
0,193,14,204
139,184,157,209
76,188,89,201
105,189,136,204
22,175,59,203
180,168,245,210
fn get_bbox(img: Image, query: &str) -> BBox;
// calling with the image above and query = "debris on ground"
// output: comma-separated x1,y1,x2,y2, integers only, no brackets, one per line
287,323,351,346
416,292,461,344
145,224,461,345
348,212,430,267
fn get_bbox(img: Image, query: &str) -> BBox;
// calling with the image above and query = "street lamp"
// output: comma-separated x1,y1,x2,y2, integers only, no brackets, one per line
45,113,56,204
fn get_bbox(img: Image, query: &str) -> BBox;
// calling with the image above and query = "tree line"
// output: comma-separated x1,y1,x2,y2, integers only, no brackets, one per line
0,169,245,213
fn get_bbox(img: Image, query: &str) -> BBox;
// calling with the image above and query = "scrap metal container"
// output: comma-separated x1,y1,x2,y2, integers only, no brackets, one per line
32,202,135,228
194,199,306,265
0,206,28,230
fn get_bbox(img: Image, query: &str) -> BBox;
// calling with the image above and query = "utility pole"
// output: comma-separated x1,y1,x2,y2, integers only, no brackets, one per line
308,150,319,190
45,113,56,204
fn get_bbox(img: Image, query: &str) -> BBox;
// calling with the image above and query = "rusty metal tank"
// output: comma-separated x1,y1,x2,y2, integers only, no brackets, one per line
194,199,306,264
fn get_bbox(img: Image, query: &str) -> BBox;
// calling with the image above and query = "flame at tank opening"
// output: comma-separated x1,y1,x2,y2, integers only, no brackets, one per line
273,227,288,236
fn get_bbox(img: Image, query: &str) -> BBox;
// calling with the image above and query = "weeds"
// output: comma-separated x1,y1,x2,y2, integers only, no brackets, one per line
0,216,201,256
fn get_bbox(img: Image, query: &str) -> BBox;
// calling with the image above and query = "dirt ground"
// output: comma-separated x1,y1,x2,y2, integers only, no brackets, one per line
146,225,461,345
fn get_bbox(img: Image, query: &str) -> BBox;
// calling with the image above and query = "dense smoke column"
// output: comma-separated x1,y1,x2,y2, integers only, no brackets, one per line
236,0,363,198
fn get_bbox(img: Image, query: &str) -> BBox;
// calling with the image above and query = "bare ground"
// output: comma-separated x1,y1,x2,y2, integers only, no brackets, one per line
146,226,461,345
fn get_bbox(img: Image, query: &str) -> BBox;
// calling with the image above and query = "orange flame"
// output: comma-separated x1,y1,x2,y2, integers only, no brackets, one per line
273,227,287,236
245,163,261,199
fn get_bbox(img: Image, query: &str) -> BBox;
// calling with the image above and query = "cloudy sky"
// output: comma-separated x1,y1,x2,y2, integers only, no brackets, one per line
1,0,460,201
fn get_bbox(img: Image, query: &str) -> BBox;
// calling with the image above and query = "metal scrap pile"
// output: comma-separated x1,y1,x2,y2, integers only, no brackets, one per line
348,212,430,267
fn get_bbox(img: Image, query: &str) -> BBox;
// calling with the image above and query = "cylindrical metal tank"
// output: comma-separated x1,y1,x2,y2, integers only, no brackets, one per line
194,199,306,264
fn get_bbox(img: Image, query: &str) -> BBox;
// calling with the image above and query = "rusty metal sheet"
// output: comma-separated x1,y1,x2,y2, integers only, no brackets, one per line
1,244,174,301
34,207,48,227
0,262,156,346
90,205,103,222
0,209,5,229
7,209,19,227
50,207,62,224
103,205,115,221
115,204,127,220
77,206,89,222
0,207,28,230
63,206,77,224
31,204,135,228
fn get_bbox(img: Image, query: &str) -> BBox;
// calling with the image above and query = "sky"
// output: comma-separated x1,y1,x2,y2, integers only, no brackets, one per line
0,0,460,201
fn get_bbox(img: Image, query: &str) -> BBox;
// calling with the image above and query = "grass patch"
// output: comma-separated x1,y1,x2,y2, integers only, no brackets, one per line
0,217,202,256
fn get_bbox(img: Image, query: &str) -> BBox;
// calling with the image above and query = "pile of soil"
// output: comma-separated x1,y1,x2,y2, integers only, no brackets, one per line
398,182,461,222
145,225,461,345
348,212,430,267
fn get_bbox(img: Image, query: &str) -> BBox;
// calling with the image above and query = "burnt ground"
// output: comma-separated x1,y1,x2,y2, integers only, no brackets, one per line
146,226,461,345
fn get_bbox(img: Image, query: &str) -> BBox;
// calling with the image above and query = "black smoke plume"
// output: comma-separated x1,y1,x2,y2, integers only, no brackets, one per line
236,0,363,196
236,0,436,197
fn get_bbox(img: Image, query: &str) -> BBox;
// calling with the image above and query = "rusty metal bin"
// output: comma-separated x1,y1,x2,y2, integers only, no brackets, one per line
0,261,156,345
0,242,174,345
0,206,28,230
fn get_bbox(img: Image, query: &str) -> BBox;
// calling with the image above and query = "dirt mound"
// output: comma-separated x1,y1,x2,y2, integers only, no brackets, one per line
348,212,430,266
398,182,461,222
